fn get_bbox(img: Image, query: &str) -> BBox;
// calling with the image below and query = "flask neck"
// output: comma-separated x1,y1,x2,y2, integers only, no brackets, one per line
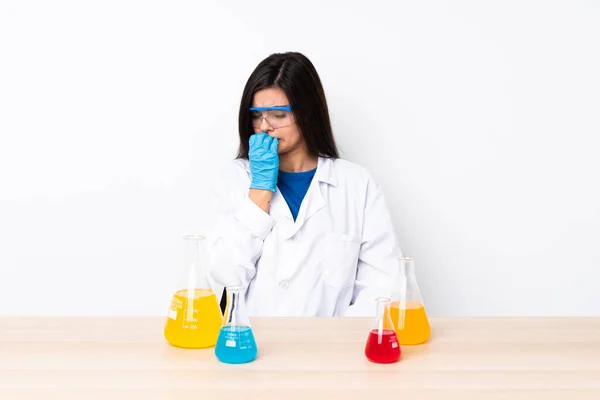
181,235,211,291
393,257,424,305
399,257,416,278
375,298,387,320
374,297,394,331
224,287,250,327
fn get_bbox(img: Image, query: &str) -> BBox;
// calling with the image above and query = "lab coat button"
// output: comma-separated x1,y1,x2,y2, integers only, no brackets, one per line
279,280,290,290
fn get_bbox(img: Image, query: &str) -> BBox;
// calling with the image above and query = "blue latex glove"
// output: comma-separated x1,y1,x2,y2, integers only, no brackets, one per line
248,132,279,192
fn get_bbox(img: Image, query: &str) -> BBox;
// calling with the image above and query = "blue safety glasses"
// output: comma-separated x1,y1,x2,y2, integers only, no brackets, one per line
249,106,295,129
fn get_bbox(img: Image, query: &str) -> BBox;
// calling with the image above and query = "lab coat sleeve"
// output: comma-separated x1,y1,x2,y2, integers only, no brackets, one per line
206,161,275,290
345,178,403,316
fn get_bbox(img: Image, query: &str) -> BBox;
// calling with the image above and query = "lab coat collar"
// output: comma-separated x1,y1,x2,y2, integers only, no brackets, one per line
284,156,336,236
314,156,337,187
242,156,337,187
242,156,336,236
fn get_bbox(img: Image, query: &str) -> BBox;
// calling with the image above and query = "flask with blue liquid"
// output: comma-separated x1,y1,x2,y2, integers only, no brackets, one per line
215,286,258,364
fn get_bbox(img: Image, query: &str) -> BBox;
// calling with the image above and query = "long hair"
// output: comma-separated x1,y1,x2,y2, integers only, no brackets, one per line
237,52,339,159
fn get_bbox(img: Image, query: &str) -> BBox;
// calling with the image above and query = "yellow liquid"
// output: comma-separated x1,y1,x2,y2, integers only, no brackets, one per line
164,289,223,348
387,301,431,345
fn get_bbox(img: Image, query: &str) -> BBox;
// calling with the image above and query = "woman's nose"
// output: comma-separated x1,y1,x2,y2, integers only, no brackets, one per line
259,117,273,132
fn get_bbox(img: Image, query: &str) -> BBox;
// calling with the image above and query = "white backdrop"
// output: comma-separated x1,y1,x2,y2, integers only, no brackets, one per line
1,0,599,317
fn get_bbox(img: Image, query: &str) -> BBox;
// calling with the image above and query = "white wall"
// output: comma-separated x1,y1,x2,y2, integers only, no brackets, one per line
1,0,598,317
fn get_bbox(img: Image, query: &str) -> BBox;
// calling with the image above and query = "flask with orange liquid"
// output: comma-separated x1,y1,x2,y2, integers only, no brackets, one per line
164,234,223,348
387,257,431,345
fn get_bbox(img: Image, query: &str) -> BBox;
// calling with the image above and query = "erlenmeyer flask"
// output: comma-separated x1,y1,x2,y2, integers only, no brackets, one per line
164,234,223,348
364,297,401,364
215,286,258,364
388,257,431,345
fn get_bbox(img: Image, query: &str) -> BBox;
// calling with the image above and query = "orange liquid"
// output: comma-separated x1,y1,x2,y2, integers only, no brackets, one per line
387,302,431,345
164,289,223,348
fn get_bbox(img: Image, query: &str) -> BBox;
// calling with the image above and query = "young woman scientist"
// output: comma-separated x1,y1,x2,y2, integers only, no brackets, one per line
208,52,403,317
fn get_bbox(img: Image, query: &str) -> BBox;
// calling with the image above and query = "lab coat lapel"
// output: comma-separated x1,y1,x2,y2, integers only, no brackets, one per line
270,189,292,220
244,157,337,240
287,157,337,238
290,179,325,237
270,188,297,239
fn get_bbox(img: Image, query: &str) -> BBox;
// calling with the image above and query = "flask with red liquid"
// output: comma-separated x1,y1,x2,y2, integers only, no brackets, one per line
364,297,401,364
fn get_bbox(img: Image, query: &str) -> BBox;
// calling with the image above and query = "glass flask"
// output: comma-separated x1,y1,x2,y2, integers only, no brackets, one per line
164,234,223,348
215,286,258,364
387,257,431,345
364,297,401,364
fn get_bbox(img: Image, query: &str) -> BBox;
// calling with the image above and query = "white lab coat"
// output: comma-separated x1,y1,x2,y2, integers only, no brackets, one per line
206,156,403,317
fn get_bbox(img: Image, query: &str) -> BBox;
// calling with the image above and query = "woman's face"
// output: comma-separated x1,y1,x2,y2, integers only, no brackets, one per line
251,87,304,155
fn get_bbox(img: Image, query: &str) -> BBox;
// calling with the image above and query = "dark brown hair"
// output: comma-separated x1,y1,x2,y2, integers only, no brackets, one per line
236,52,339,159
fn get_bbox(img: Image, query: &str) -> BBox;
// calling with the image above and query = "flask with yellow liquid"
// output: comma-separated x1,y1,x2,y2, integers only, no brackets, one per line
164,234,223,348
387,257,431,345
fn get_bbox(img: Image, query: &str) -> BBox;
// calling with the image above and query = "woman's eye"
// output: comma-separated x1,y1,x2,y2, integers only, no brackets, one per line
273,113,287,119
251,112,261,120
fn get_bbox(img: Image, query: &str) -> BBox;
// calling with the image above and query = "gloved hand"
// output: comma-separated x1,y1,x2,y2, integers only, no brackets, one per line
248,132,279,192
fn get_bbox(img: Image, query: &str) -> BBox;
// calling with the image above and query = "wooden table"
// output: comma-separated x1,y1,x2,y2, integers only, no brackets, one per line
1,317,599,399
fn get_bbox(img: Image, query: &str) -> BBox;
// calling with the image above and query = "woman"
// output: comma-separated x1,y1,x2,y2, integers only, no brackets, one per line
208,52,403,317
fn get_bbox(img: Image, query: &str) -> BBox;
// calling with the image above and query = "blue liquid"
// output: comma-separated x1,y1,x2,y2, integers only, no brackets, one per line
215,325,258,364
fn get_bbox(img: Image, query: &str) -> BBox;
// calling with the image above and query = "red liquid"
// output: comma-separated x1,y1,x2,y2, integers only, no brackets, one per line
364,329,401,363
